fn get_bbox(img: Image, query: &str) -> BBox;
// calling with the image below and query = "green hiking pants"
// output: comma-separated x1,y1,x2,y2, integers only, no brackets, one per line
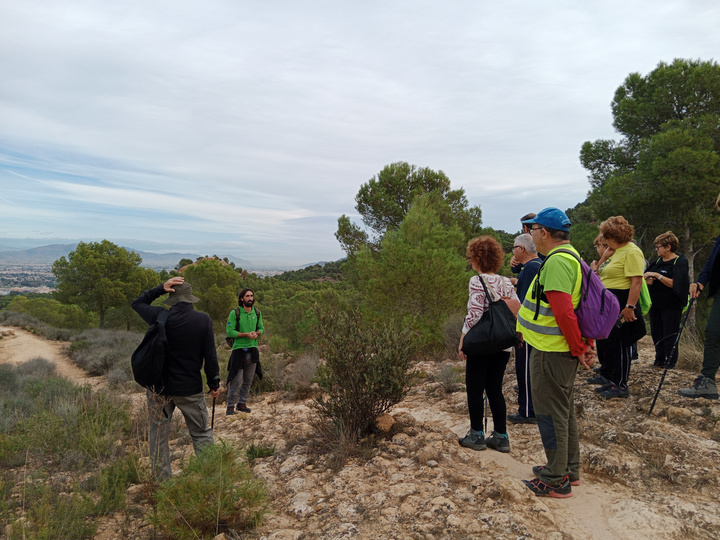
529,349,580,485
147,391,214,481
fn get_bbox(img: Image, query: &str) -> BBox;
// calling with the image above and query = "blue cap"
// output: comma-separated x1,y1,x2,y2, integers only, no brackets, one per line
522,207,572,230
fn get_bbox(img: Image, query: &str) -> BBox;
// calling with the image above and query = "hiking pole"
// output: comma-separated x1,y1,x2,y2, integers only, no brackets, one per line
211,397,216,430
649,297,695,416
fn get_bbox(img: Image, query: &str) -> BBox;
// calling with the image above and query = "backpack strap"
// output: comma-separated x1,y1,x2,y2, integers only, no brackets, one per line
532,248,581,321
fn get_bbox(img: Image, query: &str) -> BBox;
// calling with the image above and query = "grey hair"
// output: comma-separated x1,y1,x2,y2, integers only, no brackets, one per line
514,233,536,253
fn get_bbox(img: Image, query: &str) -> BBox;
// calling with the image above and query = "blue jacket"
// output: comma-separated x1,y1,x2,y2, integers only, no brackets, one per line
697,235,720,297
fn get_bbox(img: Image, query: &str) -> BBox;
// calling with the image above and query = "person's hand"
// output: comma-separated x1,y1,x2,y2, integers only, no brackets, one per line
690,282,704,299
210,388,219,399
621,306,636,322
510,255,519,267
577,350,595,369
509,277,518,285
458,347,466,361
164,276,184,292
248,331,258,339
590,260,599,271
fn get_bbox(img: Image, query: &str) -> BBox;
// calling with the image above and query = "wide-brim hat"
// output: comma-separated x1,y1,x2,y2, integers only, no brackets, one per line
522,207,572,230
164,282,200,305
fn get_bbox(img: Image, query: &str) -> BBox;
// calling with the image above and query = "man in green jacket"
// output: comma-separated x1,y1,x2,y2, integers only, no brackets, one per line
226,288,264,414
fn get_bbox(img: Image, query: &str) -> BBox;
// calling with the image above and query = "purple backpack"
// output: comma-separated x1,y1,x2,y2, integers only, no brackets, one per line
533,248,620,340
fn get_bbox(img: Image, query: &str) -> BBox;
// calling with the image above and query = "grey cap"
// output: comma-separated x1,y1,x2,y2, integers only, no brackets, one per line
164,282,200,305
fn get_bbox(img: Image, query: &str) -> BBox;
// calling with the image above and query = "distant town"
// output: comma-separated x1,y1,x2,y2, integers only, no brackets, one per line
0,263,285,296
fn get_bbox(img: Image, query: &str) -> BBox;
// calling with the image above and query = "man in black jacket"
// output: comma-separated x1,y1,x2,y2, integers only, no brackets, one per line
132,276,220,480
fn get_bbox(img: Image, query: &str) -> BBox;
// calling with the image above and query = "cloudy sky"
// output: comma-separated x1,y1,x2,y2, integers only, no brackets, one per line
1,1,717,267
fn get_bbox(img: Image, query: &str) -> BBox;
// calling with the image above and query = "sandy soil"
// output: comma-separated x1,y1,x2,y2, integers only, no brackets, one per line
3,326,719,539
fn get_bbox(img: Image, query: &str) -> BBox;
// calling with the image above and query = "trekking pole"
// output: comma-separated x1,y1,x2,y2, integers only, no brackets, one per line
211,397,216,430
649,298,695,416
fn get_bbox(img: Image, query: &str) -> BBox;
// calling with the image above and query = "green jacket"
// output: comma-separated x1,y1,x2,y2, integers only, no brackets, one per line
226,306,264,349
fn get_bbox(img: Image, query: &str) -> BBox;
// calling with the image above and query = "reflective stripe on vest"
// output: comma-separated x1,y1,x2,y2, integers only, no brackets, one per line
516,248,582,351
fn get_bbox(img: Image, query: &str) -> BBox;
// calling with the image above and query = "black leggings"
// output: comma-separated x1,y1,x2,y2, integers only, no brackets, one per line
465,350,510,434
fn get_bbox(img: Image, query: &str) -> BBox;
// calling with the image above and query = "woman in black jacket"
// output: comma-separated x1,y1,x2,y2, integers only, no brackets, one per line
643,231,689,369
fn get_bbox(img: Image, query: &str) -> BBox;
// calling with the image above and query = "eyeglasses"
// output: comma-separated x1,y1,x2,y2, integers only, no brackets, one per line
512,245,522,250
654,245,664,250
530,226,544,233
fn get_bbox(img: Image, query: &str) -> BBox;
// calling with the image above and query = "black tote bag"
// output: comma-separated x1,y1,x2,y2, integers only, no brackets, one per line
461,276,520,356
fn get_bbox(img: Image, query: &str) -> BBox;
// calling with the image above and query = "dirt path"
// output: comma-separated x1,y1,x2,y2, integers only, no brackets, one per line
0,325,105,389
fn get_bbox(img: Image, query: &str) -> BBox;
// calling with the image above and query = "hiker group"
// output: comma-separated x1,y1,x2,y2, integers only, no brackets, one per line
131,279,263,480
129,197,720,492
458,202,720,499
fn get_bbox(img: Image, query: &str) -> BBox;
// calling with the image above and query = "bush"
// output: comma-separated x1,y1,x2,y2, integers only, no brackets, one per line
151,441,267,539
443,312,465,357
312,306,418,444
8,479,97,540
285,352,320,399
436,364,464,393
94,453,141,514
68,329,141,377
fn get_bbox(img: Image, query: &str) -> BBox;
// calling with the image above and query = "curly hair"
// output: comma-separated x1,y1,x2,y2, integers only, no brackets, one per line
654,231,679,252
593,233,607,248
599,216,634,244
466,235,505,273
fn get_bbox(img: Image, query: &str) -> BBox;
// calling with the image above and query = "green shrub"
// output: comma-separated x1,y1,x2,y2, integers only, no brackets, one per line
312,306,418,444
9,480,97,540
152,440,267,539
245,442,276,464
94,453,141,514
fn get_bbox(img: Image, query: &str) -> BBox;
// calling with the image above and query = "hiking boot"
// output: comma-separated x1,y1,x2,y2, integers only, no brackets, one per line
522,477,572,498
459,429,486,451
226,406,236,416
599,384,630,399
485,431,510,453
237,403,252,413
507,412,537,424
586,375,609,385
594,382,614,393
532,465,580,486
678,375,719,400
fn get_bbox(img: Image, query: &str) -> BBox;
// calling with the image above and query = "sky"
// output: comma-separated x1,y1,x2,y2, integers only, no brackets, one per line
0,1,718,268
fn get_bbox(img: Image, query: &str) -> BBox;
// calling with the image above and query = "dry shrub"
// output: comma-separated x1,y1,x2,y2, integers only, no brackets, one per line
285,352,320,399
677,331,704,371
443,313,465,356
436,364,464,393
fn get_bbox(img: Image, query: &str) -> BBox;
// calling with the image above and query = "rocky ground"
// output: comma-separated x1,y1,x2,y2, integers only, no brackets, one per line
2,327,720,539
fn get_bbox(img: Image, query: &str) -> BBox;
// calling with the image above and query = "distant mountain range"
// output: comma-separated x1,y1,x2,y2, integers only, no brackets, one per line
0,244,256,270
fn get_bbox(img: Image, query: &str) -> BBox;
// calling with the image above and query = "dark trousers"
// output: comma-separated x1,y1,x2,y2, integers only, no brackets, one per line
648,307,682,368
514,342,535,418
465,350,510,434
597,325,633,389
702,297,720,380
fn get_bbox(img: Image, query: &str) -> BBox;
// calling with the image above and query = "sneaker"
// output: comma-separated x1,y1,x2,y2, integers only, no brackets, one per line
593,382,614,393
237,403,252,413
586,375,609,385
507,413,537,424
522,477,572,498
459,429,486,451
599,384,630,399
226,407,236,416
532,465,580,486
485,431,510,453
678,375,719,400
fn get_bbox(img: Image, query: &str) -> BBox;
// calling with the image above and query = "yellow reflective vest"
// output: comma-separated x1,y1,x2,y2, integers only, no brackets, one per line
516,246,583,352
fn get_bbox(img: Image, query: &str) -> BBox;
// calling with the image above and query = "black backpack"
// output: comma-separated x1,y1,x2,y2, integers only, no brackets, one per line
131,309,170,391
